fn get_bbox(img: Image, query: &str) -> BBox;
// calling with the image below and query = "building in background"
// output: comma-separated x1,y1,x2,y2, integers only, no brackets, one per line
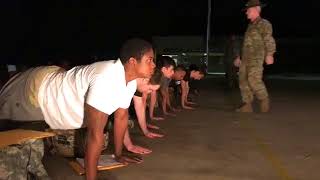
153,36,225,74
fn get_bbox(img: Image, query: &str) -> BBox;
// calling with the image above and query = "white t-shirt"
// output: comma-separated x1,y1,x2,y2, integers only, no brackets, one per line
38,59,137,129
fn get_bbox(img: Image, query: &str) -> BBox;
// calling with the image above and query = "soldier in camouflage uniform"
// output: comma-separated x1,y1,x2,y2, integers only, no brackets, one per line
234,0,276,112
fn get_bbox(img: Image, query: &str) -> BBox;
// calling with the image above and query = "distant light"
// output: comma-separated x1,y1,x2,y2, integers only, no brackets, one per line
162,54,178,57
207,72,225,75
182,53,186,56
7,65,17,72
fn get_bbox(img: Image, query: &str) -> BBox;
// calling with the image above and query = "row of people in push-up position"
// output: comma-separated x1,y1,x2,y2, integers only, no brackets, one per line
0,38,204,180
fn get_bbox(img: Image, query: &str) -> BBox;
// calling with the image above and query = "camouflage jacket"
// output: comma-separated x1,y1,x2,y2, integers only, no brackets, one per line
242,17,276,66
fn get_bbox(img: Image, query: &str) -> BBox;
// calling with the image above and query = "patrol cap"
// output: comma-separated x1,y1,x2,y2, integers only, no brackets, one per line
243,0,266,11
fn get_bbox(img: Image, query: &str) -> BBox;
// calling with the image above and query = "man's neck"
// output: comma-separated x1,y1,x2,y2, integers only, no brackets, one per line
251,15,261,23
124,65,137,84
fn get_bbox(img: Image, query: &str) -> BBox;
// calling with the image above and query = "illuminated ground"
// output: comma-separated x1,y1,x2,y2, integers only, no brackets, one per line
44,76,320,180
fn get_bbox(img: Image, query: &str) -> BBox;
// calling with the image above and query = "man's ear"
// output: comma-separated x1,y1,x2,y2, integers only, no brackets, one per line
128,57,137,65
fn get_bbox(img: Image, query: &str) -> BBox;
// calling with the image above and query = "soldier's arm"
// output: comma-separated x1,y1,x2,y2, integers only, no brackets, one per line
260,20,276,56
114,108,143,163
181,80,192,109
113,108,128,157
160,87,168,113
84,103,108,180
133,95,148,134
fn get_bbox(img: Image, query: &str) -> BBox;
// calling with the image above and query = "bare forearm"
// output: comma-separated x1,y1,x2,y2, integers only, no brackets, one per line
149,91,157,118
134,96,148,134
85,131,104,180
83,103,108,180
185,82,190,102
166,92,172,109
114,109,128,157
123,128,133,148
161,90,168,113
162,97,167,113
181,81,188,107
186,87,190,102
181,92,187,107
113,109,143,164
165,88,173,110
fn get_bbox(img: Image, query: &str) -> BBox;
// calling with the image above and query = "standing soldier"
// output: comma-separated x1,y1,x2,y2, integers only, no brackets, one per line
234,0,276,112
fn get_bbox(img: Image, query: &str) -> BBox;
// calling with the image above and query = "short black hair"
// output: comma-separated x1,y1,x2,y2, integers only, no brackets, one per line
189,64,207,75
156,55,176,69
175,64,186,72
119,38,153,64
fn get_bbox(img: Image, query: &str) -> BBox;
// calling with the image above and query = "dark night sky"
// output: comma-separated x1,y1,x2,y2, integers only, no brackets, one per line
1,0,318,66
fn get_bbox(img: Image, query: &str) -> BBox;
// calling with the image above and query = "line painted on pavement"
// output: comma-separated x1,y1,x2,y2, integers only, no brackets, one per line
239,116,294,180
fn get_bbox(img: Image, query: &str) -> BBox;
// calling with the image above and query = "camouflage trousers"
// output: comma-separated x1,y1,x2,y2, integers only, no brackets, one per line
238,64,268,103
0,139,50,180
46,128,110,158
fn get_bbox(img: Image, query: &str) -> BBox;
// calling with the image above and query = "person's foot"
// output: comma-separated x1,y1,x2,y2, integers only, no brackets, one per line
260,98,270,113
115,154,143,164
236,103,253,113
126,145,152,155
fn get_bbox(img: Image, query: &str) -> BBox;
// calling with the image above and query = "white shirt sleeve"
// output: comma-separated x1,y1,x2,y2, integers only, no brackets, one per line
117,80,137,109
84,60,137,114
85,74,120,115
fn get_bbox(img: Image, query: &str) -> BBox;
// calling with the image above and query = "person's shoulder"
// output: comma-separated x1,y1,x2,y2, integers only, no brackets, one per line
71,60,121,83
90,59,119,67
256,18,272,32
183,70,191,81
259,18,272,26
89,59,121,73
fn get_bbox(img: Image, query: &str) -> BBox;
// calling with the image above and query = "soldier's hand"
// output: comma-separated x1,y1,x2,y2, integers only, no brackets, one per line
115,154,143,165
145,131,164,139
265,55,274,65
233,57,241,67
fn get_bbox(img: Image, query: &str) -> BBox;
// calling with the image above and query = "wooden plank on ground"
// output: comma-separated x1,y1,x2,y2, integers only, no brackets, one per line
69,154,126,175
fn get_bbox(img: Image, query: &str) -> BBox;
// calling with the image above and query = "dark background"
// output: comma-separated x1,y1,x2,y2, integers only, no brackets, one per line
1,0,318,72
